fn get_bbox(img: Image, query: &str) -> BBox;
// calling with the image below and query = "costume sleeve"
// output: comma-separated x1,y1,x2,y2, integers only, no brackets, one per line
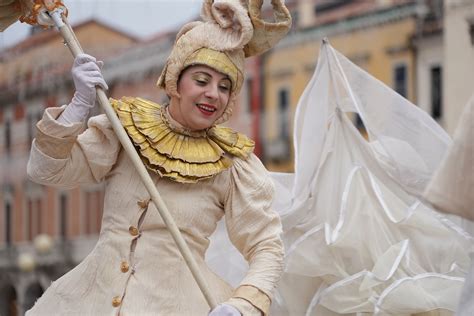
27,106,121,189
223,154,284,315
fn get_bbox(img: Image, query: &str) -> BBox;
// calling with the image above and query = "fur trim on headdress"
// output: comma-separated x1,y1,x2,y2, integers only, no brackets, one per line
157,0,291,124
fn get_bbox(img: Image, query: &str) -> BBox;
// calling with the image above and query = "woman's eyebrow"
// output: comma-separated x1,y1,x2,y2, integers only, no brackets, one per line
192,71,212,77
192,70,230,81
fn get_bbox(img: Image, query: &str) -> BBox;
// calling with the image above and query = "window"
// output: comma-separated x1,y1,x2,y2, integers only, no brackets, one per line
393,64,407,98
278,88,290,140
430,66,442,120
265,88,291,162
468,17,474,45
59,193,68,240
5,120,11,154
27,199,33,241
36,111,42,124
315,0,353,14
246,78,253,112
291,11,299,30
24,283,44,311
27,113,34,148
5,201,12,246
27,111,42,148
27,198,42,241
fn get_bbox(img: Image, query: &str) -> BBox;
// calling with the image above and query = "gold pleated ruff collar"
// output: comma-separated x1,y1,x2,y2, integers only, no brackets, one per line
111,97,255,183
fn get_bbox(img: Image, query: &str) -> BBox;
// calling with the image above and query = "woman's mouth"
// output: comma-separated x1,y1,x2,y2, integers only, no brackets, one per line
196,103,217,116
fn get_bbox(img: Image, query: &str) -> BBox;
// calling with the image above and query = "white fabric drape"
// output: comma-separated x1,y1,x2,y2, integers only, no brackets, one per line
206,42,473,315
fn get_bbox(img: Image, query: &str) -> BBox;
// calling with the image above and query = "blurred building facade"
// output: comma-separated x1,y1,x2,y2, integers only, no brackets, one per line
442,0,474,134
1,0,473,314
415,2,443,126
416,0,474,135
262,0,442,171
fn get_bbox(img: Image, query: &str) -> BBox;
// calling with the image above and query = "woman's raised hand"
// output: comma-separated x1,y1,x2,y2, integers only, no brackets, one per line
58,53,108,124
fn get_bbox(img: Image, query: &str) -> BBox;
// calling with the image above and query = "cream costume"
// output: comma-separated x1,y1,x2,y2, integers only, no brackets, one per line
27,101,281,315
26,0,292,315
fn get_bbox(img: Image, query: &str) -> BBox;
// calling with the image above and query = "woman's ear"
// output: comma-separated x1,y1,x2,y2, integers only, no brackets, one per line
169,94,181,107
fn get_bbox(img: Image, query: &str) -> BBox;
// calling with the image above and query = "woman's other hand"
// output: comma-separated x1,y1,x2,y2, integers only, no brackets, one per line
58,53,108,124
208,304,241,316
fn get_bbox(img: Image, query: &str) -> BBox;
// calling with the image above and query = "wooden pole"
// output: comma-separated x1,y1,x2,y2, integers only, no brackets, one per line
48,9,217,310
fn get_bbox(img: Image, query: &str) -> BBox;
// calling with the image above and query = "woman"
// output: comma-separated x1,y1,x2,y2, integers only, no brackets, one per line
26,0,292,315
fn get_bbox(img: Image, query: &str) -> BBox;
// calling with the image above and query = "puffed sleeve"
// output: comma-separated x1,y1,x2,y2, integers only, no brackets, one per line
223,154,284,315
27,106,121,189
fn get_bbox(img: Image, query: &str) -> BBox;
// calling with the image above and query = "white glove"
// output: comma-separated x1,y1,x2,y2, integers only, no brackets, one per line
57,53,108,124
209,304,241,316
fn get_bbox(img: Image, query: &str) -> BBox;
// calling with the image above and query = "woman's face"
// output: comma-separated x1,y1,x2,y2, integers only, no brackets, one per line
169,65,231,131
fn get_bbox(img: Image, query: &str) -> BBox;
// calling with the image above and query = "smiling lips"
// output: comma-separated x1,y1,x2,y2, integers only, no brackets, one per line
196,103,217,116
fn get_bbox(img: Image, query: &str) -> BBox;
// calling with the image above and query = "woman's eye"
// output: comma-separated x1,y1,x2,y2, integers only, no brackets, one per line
195,79,208,85
219,80,231,91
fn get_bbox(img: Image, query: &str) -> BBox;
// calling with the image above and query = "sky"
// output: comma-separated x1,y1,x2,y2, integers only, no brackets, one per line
0,0,202,51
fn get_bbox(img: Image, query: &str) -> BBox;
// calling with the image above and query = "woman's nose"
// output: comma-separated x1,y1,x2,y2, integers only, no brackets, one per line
204,83,219,99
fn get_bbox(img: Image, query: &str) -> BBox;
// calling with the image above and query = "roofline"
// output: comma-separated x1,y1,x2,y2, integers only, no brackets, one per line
1,18,139,56
277,1,420,50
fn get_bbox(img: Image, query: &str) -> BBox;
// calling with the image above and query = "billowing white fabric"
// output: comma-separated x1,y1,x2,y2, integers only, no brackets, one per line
423,96,474,315
206,42,473,315
424,95,474,221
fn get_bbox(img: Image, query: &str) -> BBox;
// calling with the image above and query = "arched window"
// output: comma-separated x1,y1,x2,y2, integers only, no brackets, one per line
0,284,18,316
24,283,44,312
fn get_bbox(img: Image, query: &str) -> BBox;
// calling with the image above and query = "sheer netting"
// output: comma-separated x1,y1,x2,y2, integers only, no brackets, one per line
206,41,473,315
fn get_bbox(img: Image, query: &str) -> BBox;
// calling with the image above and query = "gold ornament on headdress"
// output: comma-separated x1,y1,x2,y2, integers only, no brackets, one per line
183,48,239,91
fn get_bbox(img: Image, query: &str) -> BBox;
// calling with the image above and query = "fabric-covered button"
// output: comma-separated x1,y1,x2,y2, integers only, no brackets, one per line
112,296,122,307
128,226,139,236
120,261,129,273
137,199,149,208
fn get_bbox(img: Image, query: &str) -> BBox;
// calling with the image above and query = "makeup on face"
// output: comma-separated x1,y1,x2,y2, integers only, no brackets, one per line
168,65,231,131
